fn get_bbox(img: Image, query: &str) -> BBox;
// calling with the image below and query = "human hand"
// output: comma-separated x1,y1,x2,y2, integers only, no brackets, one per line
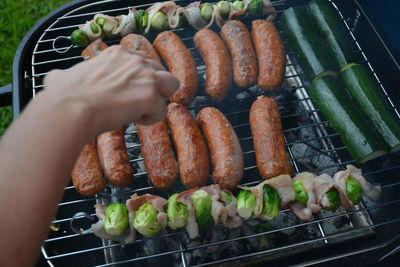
43,45,179,136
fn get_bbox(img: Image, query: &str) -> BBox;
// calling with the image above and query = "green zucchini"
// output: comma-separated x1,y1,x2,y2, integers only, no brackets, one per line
309,0,358,68
309,72,387,163
280,6,336,81
340,63,400,151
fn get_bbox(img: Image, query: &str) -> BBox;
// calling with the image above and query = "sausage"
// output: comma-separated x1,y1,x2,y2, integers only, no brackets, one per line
119,34,178,189
136,121,179,189
81,40,108,60
251,20,286,92
166,103,210,188
71,41,108,196
120,34,161,62
250,96,293,179
153,31,198,106
197,107,243,190
220,20,258,88
97,128,134,187
71,141,106,196
193,29,232,103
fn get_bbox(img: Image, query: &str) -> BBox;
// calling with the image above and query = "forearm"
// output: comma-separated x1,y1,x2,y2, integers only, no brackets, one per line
0,91,93,266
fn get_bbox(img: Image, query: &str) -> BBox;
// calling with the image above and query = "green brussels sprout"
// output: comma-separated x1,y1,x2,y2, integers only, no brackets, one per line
90,21,99,34
167,193,189,230
102,21,115,38
216,1,231,19
250,223,274,247
247,0,263,16
237,189,256,218
71,30,89,46
346,176,362,205
151,11,168,31
191,189,214,230
260,185,280,221
221,191,233,204
133,202,162,237
200,3,214,22
134,10,149,33
293,180,309,207
324,188,340,211
95,17,105,27
232,0,245,11
104,203,129,236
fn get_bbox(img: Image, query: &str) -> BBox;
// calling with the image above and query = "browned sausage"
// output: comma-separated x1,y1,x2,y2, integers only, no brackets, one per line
81,40,108,60
193,29,232,103
119,35,178,189
120,34,161,62
153,31,198,106
251,20,286,92
250,96,293,179
136,121,179,189
197,107,243,190
71,41,108,196
71,141,106,196
220,20,258,88
97,128,134,187
166,103,210,188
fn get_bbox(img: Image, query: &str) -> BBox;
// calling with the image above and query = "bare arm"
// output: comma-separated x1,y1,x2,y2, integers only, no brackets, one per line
0,46,179,267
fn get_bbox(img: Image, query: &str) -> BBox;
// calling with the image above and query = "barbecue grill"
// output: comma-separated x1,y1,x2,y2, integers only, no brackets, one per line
2,0,400,266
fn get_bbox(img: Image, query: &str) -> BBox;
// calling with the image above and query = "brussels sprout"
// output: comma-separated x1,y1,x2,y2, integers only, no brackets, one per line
293,180,309,207
237,189,256,218
324,188,340,211
104,203,129,236
191,189,214,230
250,223,274,247
216,1,231,19
134,10,149,33
247,0,263,16
200,3,214,22
260,185,280,221
232,0,245,11
71,30,89,46
133,202,162,237
90,21,99,34
221,191,233,204
95,17,105,27
167,193,189,230
102,21,115,38
346,176,362,205
151,11,168,31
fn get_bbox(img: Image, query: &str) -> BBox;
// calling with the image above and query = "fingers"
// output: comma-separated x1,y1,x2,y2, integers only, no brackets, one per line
153,71,180,99
135,95,168,125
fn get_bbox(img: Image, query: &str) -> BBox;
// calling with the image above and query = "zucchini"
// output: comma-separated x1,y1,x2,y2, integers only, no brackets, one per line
309,72,387,163
280,6,336,81
340,63,400,151
309,0,358,68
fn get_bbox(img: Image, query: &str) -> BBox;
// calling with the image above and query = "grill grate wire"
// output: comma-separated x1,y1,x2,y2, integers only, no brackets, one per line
29,0,400,266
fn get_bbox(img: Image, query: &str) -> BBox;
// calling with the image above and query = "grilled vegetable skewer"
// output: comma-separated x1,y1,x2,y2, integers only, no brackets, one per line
87,165,380,242
69,0,277,47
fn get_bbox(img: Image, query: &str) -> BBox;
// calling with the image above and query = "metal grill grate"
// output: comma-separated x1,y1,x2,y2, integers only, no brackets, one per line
29,0,400,266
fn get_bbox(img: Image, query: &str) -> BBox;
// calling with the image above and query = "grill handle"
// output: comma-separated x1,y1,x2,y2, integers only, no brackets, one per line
0,84,12,107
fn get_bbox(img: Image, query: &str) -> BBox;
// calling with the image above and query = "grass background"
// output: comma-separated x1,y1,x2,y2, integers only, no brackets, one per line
0,0,70,135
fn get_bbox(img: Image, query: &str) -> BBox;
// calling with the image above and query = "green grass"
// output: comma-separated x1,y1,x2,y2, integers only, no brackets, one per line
0,0,69,135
